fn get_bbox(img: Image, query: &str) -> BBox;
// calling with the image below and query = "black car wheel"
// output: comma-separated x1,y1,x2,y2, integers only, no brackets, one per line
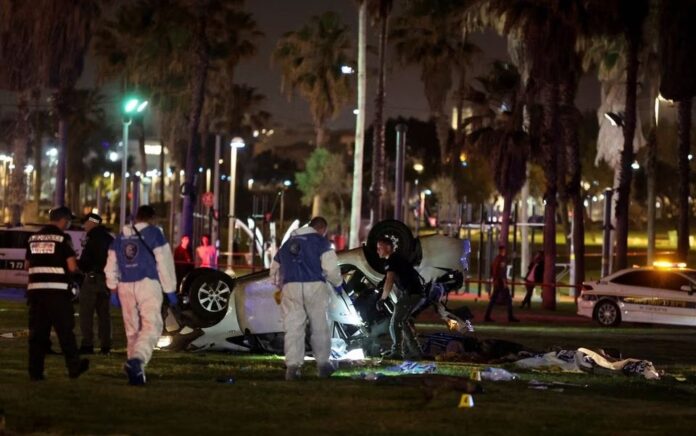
594,300,621,327
187,272,235,327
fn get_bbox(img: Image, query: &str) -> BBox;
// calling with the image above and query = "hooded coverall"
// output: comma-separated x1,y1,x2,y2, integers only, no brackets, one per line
270,227,342,371
105,223,177,365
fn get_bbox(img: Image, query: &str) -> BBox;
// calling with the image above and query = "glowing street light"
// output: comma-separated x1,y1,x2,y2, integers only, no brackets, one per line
120,96,149,229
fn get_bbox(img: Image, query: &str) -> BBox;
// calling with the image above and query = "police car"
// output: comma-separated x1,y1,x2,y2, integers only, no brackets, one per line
163,220,471,356
0,225,86,287
577,262,696,327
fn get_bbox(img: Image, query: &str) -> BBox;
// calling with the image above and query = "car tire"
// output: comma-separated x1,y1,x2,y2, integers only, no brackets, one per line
187,272,235,327
594,300,621,327
364,219,416,273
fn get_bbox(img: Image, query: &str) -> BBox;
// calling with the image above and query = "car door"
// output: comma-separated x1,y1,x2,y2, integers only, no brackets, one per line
650,272,696,326
2,231,31,286
609,270,660,323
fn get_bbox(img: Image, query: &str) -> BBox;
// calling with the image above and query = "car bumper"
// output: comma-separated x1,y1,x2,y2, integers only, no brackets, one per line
577,300,595,318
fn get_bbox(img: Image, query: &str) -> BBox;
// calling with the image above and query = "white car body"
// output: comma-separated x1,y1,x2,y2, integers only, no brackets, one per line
577,266,696,327
167,234,470,353
0,225,86,287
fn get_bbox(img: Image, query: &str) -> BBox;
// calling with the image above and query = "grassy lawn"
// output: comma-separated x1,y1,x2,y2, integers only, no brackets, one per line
2,298,696,436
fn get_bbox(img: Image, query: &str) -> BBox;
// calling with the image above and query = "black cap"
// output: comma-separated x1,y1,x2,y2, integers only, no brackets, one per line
49,206,75,221
83,213,102,225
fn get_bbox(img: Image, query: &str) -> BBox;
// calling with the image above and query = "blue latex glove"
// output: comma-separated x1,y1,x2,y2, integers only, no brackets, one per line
166,292,179,307
110,292,120,308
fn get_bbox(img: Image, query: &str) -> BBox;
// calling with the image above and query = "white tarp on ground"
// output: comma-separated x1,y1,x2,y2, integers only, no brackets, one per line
514,347,660,380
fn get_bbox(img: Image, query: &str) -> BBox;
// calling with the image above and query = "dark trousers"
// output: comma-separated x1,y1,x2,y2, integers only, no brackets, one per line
79,274,112,349
521,282,536,308
484,286,515,321
389,293,422,356
28,292,81,378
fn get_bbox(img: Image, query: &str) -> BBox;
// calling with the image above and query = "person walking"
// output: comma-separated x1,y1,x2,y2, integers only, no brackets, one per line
375,236,424,360
195,234,217,268
484,244,519,322
78,213,114,355
521,250,544,309
270,216,342,381
25,206,89,380
105,205,177,386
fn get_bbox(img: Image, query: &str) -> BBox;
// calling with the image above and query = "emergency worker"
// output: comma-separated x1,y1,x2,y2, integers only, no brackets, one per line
25,206,89,380
270,216,342,381
375,236,424,360
105,205,177,385
78,213,114,355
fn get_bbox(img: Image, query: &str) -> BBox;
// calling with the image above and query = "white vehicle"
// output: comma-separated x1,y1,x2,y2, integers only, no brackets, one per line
163,220,472,356
0,225,86,287
577,263,696,327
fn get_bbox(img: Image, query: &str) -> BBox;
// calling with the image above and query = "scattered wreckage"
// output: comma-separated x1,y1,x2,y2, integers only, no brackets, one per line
160,220,473,357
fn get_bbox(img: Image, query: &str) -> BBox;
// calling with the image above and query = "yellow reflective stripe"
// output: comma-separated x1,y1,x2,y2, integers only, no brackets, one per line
28,267,65,274
27,282,69,290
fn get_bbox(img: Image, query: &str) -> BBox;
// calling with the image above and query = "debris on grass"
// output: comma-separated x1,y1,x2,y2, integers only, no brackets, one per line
479,367,518,381
385,361,437,375
0,329,28,339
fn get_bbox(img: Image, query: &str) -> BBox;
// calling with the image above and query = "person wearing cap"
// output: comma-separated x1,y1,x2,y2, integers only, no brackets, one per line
484,244,519,323
25,206,89,380
78,213,114,355
104,205,177,385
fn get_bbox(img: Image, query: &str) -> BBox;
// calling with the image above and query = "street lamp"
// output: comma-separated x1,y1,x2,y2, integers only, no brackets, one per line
226,136,246,274
119,97,148,230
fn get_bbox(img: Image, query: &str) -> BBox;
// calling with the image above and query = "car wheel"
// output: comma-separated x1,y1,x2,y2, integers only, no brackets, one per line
187,272,235,327
594,300,621,327
364,219,416,273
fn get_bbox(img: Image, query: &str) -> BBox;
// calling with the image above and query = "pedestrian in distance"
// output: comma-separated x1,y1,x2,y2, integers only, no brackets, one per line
78,213,115,355
375,236,425,360
25,206,89,380
196,234,217,269
105,205,178,386
484,244,520,323
521,250,544,309
270,216,343,381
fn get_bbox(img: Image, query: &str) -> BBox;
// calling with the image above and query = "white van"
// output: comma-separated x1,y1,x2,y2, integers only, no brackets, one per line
0,225,86,287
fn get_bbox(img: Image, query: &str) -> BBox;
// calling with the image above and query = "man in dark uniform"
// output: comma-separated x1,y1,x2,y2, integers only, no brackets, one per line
25,206,89,380
375,236,424,360
78,213,114,355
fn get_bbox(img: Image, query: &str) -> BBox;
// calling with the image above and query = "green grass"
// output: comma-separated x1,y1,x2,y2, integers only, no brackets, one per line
2,299,696,435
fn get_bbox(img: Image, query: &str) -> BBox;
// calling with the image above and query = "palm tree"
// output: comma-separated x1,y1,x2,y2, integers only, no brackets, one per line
349,0,368,249
366,0,393,224
273,12,354,215
465,61,529,247
0,0,40,223
659,0,696,262
391,0,480,168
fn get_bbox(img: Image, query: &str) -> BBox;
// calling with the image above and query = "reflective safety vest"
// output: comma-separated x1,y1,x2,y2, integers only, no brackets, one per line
26,225,76,292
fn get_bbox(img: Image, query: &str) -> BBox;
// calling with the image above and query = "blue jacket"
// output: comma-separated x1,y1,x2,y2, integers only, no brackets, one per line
273,227,336,285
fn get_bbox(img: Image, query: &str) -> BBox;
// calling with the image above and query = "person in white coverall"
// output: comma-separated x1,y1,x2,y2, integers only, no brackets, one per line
105,205,178,386
270,216,343,381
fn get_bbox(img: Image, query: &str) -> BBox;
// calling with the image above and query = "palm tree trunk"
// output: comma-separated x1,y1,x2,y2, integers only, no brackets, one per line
369,6,389,225
54,89,69,207
349,0,367,248
31,89,42,205
614,30,640,270
499,192,512,247
646,123,657,265
560,76,585,290
9,92,30,225
181,8,210,239
541,80,559,311
676,97,692,261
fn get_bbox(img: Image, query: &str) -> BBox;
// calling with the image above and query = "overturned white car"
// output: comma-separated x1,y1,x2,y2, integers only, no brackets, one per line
162,220,472,357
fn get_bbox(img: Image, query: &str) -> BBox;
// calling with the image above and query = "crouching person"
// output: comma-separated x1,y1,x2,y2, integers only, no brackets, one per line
270,216,343,381
105,205,177,385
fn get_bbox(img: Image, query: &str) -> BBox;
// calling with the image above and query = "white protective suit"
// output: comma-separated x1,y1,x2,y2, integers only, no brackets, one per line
270,226,342,370
105,223,177,365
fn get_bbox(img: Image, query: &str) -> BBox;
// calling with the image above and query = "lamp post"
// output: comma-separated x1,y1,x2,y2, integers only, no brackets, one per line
119,97,148,230
226,137,245,274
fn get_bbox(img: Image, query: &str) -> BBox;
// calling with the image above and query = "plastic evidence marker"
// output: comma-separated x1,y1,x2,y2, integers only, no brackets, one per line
471,370,481,381
458,394,474,408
